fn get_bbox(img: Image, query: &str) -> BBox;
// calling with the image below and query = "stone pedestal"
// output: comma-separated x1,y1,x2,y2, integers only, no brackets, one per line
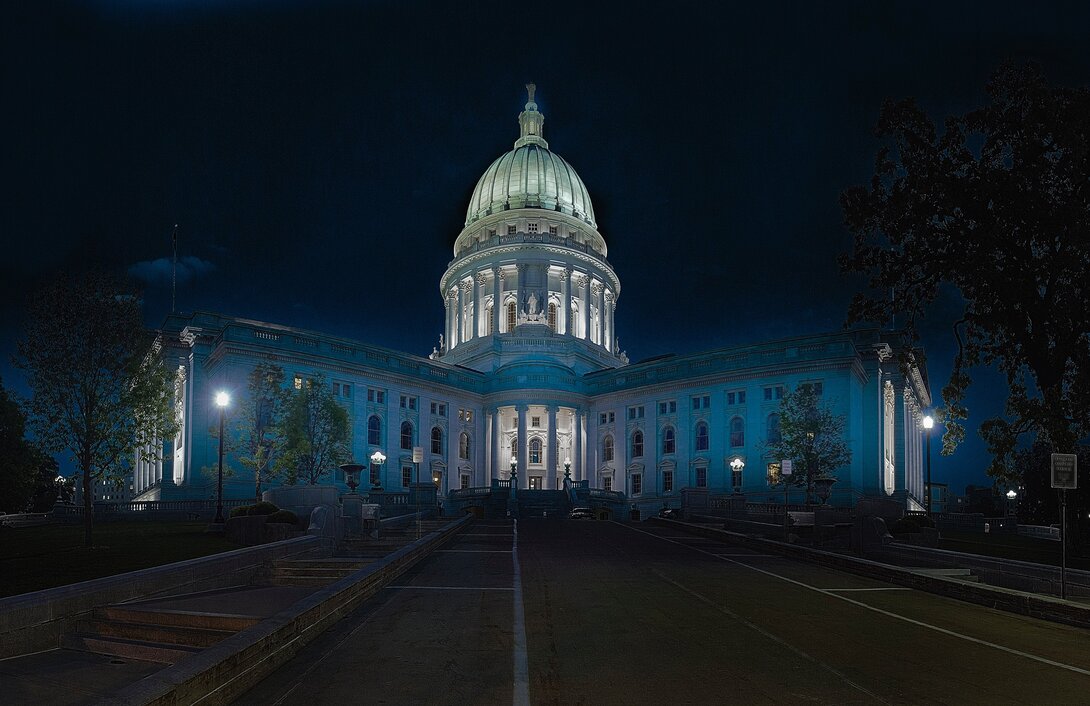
342,493,363,536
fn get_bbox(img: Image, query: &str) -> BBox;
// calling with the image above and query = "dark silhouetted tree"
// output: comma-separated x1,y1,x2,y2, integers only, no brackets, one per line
15,272,177,546
841,63,1090,483
0,377,38,513
234,363,289,501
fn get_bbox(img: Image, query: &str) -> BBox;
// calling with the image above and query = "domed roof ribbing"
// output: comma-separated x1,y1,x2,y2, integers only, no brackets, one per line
464,84,597,228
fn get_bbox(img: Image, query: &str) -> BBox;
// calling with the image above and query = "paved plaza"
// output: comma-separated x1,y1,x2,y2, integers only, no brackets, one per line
234,519,1090,705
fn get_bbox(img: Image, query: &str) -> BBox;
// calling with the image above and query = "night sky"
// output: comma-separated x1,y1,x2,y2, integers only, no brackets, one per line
4,0,1089,492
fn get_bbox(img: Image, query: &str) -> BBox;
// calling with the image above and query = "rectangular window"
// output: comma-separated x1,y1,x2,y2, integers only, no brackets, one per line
764,386,786,401
507,225,517,235
402,466,412,487
658,400,676,414
691,395,710,410
343,384,351,398
627,406,644,420
333,382,340,396
775,385,785,400
549,226,558,235
531,416,541,428
727,390,745,406
461,474,470,489
600,412,607,424
430,402,437,414
603,476,612,492
294,375,303,390
767,462,781,485
401,395,417,410
489,229,497,237
632,473,642,496
599,411,615,424
813,381,823,396
528,222,538,233
370,462,381,486
438,403,446,417
696,467,707,488
764,387,772,401
732,467,743,490
663,470,674,493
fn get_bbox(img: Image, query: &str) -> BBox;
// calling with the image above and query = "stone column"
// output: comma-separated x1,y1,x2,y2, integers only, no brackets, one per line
591,282,603,345
492,407,503,481
492,268,502,335
447,292,456,352
547,406,559,489
455,279,464,345
603,290,613,352
474,272,486,339
516,404,528,488
560,268,571,335
579,275,590,340
574,408,584,483
516,264,527,323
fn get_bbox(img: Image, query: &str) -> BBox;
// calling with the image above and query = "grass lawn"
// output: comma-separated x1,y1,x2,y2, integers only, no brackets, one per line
0,521,238,598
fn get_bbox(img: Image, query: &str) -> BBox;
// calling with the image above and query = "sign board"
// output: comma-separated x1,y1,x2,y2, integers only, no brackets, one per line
1052,453,1078,489
412,447,423,464
781,459,793,476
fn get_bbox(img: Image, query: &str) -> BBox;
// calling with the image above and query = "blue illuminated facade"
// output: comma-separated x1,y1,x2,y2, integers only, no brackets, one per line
136,87,932,513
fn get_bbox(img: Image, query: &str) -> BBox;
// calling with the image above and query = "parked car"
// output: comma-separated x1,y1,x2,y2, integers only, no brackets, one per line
657,507,680,519
569,507,594,520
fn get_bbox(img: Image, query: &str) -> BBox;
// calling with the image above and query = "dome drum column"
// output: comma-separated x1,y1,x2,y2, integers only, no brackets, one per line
492,269,503,335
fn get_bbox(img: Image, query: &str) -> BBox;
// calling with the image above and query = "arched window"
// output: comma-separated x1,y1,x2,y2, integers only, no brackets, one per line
368,415,382,446
603,435,614,462
631,430,644,458
530,438,543,464
459,432,470,460
767,413,781,444
663,427,676,455
486,304,494,335
507,301,517,331
548,302,558,332
431,426,443,455
511,437,518,461
400,421,413,450
730,416,745,448
695,422,709,451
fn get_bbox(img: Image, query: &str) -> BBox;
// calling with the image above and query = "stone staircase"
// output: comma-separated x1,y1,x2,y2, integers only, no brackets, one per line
266,558,368,587
912,567,980,582
64,605,255,664
337,519,449,558
517,490,569,518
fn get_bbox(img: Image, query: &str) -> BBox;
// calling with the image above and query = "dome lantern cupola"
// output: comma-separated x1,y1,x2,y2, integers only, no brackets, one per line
514,83,548,149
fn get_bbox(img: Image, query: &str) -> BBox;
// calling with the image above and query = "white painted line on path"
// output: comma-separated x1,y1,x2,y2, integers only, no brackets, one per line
512,519,531,706
462,533,515,537
652,568,892,705
386,585,514,591
825,587,912,592
624,523,1090,678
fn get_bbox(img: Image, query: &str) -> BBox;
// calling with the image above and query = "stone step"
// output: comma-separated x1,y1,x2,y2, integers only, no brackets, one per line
270,576,348,587
270,567,358,579
63,633,202,665
271,559,368,570
100,606,261,632
79,618,235,648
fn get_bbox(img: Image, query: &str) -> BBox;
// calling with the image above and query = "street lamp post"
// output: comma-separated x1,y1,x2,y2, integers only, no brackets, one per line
923,415,935,517
730,458,745,494
369,450,386,488
214,391,230,524
1006,489,1017,518
563,457,571,488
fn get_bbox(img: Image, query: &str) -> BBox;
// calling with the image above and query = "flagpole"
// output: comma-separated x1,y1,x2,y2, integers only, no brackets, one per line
171,224,178,314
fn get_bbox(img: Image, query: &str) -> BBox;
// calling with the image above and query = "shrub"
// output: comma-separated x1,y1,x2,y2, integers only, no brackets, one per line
888,517,921,534
230,505,253,518
248,501,279,516
267,509,298,525
914,515,936,529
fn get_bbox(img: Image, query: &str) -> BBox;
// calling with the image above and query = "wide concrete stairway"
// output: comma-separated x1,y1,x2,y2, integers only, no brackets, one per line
337,519,449,559
266,558,368,587
517,490,569,518
64,604,255,665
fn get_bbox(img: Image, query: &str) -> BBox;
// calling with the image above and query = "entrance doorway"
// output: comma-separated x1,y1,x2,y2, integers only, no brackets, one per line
529,476,542,490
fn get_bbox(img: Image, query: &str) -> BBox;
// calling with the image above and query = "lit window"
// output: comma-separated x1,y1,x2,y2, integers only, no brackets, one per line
528,223,538,233
730,417,744,448
603,436,614,462
663,470,673,493
663,427,676,454
548,303,557,332
507,302,517,331
631,473,642,496
695,422,709,451
431,426,443,455
631,430,644,458
459,432,470,460
696,467,707,488
294,375,303,390
530,438,542,463
400,421,413,450
767,462,781,485
367,415,381,445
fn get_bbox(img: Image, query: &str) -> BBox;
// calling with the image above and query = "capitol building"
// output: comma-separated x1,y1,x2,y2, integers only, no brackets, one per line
136,86,932,515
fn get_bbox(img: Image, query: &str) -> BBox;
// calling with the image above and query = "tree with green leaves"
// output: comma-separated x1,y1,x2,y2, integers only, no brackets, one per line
234,362,289,501
277,374,350,485
0,377,40,513
764,385,852,505
841,63,1090,484
15,271,177,546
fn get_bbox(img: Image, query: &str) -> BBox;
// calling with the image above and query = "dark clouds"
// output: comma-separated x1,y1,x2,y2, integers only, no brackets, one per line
129,255,216,286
